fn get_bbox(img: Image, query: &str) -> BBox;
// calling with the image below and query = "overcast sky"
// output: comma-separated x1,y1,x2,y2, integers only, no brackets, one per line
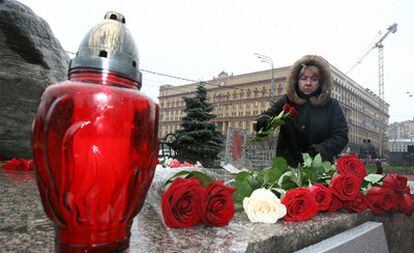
18,0,414,123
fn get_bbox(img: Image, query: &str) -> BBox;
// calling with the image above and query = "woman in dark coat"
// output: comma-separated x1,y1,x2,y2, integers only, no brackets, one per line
255,55,348,167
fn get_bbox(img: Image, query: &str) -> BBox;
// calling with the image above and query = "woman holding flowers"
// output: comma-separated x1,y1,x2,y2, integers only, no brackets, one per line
255,55,348,166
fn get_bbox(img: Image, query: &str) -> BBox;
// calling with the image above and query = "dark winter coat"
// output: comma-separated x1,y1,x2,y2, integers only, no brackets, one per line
257,55,348,167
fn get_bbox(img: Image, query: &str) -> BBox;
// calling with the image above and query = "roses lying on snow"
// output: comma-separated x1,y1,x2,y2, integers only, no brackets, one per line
243,188,286,223
162,178,236,228
281,188,319,222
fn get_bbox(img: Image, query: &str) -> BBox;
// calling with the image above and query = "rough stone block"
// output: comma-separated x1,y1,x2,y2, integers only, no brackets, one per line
0,0,69,159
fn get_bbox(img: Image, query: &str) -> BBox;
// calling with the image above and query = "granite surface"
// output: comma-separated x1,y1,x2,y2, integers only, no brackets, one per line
1,167,413,253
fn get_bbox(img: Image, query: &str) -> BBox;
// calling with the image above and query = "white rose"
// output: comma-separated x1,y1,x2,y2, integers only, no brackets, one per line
243,188,287,223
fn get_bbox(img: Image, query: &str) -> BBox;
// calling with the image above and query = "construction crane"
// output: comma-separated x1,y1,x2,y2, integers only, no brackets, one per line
346,23,398,158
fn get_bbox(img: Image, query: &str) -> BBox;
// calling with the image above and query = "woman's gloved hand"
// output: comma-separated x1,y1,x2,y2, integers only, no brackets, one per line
254,115,271,131
306,145,319,158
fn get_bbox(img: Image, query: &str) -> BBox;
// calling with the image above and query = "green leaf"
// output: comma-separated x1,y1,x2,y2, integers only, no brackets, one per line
232,192,245,211
232,191,245,204
235,180,253,198
277,171,295,188
272,157,288,172
296,168,303,187
234,171,250,182
302,153,312,167
264,167,283,185
271,187,287,198
246,175,261,189
365,164,377,174
311,154,322,168
164,170,192,185
188,171,213,187
364,174,384,184
322,161,333,171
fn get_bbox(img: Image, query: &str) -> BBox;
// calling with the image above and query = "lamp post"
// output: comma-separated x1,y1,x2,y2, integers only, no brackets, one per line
255,53,275,103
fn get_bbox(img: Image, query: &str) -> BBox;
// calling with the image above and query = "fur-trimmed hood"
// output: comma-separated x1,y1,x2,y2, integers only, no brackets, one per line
287,55,333,106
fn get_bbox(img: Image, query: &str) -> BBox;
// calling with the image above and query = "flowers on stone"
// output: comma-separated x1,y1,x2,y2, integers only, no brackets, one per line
398,193,414,216
1,158,33,170
201,179,236,226
243,188,286,223
367,172,413,216
162,154,413,228
167,159,202,168
329,173,361,201
161,178,203,228
344,192,369,213
169,159,181,168
366,187,398,215
281,188,319,222
382,172,408,194
308,183,332,211
162,176,236,228
328,193,344,212
336,154,366,181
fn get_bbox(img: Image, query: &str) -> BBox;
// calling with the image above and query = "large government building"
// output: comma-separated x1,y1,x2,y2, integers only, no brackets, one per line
158,61,389,154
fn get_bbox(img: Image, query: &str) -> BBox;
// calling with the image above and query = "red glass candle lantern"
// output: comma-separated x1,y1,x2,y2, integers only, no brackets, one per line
32,12,159,252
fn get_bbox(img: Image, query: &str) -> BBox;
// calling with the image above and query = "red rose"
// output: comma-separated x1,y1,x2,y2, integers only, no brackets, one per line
290,107,298,118
2,158,34,170
283,103,291,111
200,179,236,226
281,188,319,222
397,193,414,216
336,154,366,181
161,178,203,228
328,193,344,212
308,183,332,211
282,103,297,118
169,159,181,168
404,186,411,195
329,174,361,201
344,192,369,213
383,172,408,194
181,161,193,167
366,187,398,215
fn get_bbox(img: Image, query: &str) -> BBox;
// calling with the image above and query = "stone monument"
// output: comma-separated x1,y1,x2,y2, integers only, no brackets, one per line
0,0,70,159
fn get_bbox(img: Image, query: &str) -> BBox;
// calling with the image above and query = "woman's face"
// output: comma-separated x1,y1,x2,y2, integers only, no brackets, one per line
298,70,320,95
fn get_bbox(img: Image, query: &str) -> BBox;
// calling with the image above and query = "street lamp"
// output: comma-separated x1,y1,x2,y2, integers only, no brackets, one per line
255,53,275,103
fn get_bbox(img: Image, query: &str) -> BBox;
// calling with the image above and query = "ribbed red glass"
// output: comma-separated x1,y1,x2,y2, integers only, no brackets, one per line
32,69,159,252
